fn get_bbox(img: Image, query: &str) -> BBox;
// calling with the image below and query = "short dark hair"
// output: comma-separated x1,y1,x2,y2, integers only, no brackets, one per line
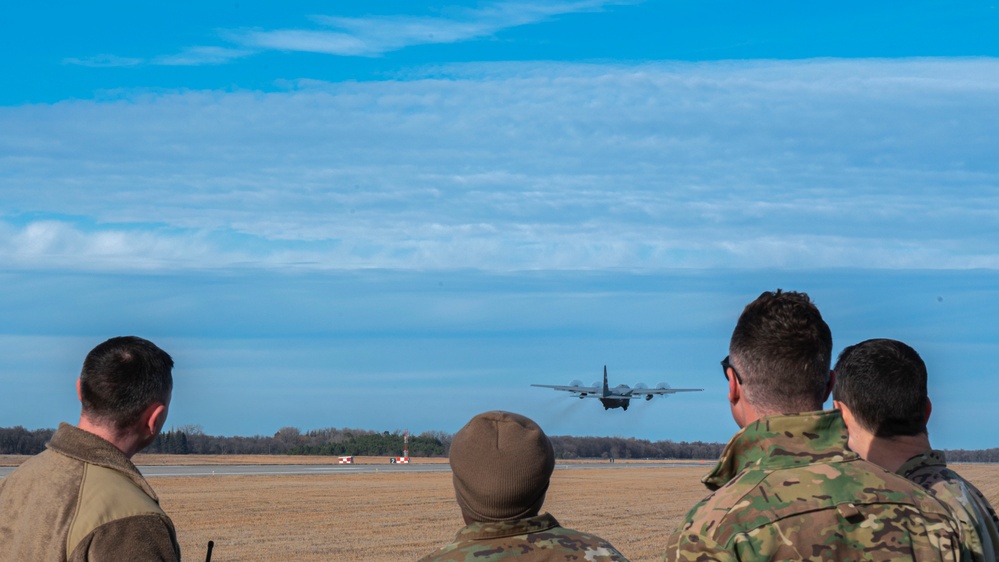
833,338,928,438
729,289,833,413
79,336,174,430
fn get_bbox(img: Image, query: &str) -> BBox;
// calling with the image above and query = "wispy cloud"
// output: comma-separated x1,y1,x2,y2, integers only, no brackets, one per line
0,220,227,271
237,0,626,57
153,46,255,67
62,54,143,68
2,59,998,272
150,0,628,66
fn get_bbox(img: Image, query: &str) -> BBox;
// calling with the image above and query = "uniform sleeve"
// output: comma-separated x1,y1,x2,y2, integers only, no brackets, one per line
69,514,181,562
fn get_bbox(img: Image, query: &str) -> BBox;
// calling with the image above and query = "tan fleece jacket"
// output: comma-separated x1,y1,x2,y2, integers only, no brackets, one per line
0,423,180,561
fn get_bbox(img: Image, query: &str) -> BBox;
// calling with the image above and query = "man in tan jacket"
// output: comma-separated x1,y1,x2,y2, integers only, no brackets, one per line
0,336,181,561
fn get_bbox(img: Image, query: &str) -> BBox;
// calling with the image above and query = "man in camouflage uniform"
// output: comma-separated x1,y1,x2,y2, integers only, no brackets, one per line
834,338,999,562
419,410,628,561
665,290,965,562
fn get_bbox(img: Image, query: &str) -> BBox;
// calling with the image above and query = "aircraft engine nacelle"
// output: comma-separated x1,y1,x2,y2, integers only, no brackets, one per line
632,383,653,401
656,382,671,398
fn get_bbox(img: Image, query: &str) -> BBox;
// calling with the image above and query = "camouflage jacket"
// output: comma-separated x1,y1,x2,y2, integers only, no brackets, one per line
418,512,628,561
665,410,964,562
899,449,999,562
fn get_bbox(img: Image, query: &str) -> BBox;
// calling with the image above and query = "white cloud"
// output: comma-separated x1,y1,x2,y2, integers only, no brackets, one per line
229,29,371,57
153,46,255,67
0,221,229,271
2,58,998,272
157,0,628,64
63,54,143,68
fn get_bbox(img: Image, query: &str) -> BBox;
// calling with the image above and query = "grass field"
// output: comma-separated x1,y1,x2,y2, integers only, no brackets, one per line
138,457,999,562
4,455,998,561
151,463,707,561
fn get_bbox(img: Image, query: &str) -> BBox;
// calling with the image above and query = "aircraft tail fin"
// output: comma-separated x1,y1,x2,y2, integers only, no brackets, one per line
602,365,610,397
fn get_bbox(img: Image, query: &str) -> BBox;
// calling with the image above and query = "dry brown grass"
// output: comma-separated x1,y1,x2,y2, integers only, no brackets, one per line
150,462,999,562
0,455,30,466
152,465,709,562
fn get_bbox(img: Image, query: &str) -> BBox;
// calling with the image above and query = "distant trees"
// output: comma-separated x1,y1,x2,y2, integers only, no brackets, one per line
0,426,54,455
2,424,995,463
141,427,447,457
549,435,724,460
286,430,446,457
944,449,999,463
0,424,718,459
152,429,191,454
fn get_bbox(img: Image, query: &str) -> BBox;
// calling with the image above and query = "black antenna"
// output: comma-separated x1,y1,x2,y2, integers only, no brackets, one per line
205,540,214,562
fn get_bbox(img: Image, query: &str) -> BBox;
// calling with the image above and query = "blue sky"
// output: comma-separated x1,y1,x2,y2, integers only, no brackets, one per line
1,2,998,449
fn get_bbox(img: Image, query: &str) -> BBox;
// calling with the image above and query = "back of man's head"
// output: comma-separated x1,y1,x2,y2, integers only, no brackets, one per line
79,336,174,431
730,289,833,413
449,410,555,523
833,338,928,438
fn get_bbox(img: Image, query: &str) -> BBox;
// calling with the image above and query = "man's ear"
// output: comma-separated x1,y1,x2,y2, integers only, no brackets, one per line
727,369,740,405
76,378,83,401
835,400,856,431
925,397,932,424
822,370,836,403
141,402,168,438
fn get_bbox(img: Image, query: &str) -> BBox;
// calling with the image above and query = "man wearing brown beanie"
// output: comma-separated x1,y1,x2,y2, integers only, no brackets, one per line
419,410,628,561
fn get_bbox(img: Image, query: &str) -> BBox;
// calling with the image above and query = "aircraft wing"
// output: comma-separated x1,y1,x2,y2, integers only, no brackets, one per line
628,387,703,397
530,383,600,395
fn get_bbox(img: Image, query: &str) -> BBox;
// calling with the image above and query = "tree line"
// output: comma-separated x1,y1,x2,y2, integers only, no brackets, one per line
143,425,451,456
548,435,724,460
0,427,55,455
2,425,997,462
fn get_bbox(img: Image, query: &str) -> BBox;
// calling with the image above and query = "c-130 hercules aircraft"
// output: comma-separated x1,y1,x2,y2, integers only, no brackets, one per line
532,365,703,410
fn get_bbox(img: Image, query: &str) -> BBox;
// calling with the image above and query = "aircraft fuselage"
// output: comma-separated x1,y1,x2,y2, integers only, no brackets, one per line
600,397,630,410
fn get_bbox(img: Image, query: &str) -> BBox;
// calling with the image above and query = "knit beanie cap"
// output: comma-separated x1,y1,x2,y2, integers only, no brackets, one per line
449,410,556,522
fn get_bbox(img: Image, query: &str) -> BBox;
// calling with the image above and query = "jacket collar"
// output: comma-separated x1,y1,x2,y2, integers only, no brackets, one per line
897,449,947,478
454,513,560,541
702,409,856,490
47,422,158,500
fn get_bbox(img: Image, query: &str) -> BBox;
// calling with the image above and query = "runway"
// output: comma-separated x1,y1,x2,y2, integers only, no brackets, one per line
1,461,702,478
138,463,452,477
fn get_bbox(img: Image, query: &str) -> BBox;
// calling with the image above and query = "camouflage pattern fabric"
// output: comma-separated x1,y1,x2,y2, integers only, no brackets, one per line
419,512,629,561
899,450,999,562
665,410,965,562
